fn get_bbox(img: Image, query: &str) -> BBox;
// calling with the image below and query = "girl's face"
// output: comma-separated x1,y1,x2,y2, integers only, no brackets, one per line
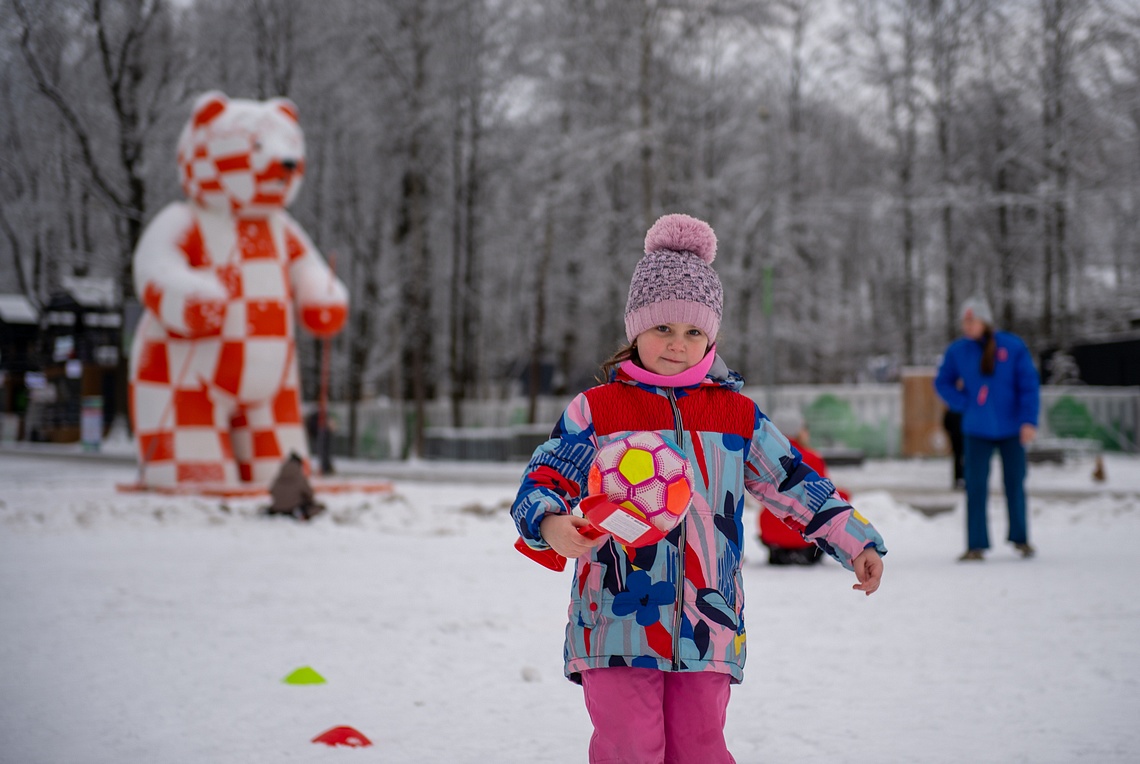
635,323,710,375
961,312,987,340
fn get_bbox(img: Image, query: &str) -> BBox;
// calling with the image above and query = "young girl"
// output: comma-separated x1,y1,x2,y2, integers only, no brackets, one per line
512,213,887,763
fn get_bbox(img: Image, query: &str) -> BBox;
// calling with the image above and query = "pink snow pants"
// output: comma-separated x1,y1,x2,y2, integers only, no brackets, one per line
580,667,736,764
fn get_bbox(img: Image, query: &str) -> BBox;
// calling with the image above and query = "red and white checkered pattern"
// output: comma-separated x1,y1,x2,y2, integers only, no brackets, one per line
129,93,347,489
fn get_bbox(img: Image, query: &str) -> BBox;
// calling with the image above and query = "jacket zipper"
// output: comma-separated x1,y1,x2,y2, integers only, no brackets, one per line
666,388,685,670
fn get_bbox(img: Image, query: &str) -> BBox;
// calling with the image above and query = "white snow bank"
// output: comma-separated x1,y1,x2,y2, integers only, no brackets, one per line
1,453,1138,763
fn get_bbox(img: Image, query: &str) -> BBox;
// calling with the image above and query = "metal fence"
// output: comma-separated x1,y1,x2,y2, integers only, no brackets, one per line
322,397,566,461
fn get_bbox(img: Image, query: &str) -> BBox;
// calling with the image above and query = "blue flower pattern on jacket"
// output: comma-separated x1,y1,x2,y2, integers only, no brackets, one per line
612,570,676,626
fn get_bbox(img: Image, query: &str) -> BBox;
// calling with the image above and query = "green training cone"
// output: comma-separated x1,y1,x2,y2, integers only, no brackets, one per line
283,666,327,685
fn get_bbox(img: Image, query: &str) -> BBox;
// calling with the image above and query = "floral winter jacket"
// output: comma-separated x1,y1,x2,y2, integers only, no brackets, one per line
512,357,888,685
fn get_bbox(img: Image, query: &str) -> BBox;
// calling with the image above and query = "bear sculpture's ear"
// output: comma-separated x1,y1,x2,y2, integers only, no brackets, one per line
191,90,229,128
271,98,300,123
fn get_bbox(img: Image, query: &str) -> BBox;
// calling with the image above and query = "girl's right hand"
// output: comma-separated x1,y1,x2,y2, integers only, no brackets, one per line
851,547,884,596
540,514,604,559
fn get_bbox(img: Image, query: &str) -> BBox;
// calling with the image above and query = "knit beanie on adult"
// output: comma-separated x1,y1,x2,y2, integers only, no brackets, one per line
960,295,994,326
624,213,723,343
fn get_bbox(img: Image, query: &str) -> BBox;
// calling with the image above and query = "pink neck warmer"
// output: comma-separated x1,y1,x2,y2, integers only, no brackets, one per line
620,344,717,388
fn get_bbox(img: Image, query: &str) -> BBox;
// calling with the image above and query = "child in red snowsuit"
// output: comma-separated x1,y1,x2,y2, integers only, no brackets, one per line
757,409,848,564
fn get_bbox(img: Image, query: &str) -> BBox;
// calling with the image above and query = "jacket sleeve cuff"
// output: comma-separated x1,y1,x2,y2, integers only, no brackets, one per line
821,510,888,570
515,491,568,549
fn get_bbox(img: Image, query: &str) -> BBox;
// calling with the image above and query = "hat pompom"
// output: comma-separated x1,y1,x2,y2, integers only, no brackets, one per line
644,213,717,264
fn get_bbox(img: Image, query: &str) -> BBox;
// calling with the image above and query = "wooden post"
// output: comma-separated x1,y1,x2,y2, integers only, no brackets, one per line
901,366,949,458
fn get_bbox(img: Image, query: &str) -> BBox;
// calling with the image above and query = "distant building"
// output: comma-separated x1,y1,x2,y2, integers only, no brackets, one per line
1043,330,1140,387
19,277,123,443
1070,333,1140,386
0,294,41,441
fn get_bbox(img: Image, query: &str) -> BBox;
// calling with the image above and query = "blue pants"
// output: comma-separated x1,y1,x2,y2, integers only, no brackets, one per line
963,434,1029,550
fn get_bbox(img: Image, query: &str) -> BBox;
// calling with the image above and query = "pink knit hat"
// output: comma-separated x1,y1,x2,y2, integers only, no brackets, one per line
624,213,722,342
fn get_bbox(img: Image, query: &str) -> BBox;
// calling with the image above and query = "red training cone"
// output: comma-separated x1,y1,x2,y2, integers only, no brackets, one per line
312,726,373,747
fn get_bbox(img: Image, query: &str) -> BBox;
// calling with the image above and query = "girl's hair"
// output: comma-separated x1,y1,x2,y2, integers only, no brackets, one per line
980,325,997,376
599,342,638,382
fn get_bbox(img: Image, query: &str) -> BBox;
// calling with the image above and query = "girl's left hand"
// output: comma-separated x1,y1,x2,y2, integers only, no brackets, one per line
852,548,883,596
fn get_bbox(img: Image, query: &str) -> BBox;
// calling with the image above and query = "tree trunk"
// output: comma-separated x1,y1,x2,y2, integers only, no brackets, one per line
1039,0,1082,348
395,1,433,457
448,94,466,428
529,213,554,424
903,3,919,365
0,210,30,299
461,86,482,405
929,0,965,343
346,206,383,459
638,0,656,230
251,0,297,98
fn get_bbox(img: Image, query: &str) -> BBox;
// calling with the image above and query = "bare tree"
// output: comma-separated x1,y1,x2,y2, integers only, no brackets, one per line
979,2,1015,327
248,0,299,98
11,0,184,427
373,0,443,456
0,67,39,300
12,0,182,299
923,0,973,341
785,0,828,377
1038,0,1091,347
446,0,491,427
638,0,661,230
1096,0,1140,300
854,0,923,364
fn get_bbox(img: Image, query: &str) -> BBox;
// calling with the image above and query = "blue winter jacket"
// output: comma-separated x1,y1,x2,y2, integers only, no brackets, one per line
934,331,1040,440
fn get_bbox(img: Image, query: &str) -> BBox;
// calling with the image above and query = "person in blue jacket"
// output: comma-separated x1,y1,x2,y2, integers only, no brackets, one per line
935,296,1040,561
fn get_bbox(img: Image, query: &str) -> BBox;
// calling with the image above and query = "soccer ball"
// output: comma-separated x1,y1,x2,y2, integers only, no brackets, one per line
584,431,695,545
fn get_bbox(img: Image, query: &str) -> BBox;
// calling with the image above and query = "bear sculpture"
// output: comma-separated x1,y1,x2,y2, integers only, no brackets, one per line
129,91,348,487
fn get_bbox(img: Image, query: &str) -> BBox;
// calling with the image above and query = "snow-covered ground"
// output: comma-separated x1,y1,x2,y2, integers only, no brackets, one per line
1,449,1138,763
